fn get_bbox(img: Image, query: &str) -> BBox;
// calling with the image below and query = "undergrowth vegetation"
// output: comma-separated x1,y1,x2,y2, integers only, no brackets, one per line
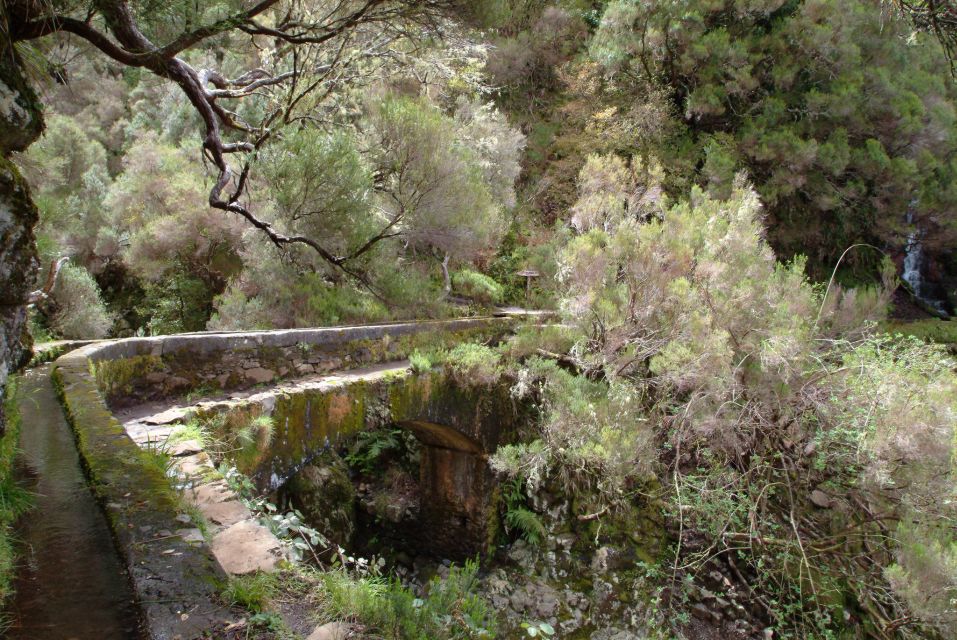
495,177,957,638
0,380,31,618
320,560,495,639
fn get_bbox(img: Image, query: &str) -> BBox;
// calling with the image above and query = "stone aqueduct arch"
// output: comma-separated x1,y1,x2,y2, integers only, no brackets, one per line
201,368,525,558
51,316,536,635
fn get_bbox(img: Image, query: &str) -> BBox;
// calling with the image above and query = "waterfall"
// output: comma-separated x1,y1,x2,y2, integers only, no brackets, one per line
902,216,950,316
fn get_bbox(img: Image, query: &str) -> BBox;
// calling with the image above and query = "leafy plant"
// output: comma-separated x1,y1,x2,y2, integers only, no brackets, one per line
409,350,434,374
346,427,407,474
501,477,545,545
520,621,555,638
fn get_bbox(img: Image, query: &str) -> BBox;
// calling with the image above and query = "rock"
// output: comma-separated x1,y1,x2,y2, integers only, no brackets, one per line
691,603,720,623
591,546,634,573
210,519,281,574
285,452,356,546
200,499,250,528
245,367,276,384
554,532,576,551
168,439,204,457
176,528,205,544
143,407,189,425
307,622,355,640
166,376,191,390
810,489,832,508
176,452,212,476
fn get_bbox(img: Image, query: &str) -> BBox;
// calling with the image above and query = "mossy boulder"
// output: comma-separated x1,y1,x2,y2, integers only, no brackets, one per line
286,452,356,547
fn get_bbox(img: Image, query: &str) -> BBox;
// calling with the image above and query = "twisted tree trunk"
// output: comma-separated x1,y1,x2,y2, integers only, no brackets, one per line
0,35,43,435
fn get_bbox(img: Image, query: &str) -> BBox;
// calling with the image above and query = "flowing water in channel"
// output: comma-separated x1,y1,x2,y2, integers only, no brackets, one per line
6,366,143,640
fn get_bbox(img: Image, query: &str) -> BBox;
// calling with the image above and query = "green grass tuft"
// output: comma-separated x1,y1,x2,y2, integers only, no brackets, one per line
0,378,33,614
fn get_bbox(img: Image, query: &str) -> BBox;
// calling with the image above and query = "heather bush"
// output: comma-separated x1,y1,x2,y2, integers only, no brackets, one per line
496,172,957,636
451,269,504,305
49,264,114,339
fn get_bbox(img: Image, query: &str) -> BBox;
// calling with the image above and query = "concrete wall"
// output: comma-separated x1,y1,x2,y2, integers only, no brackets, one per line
85,317,516,405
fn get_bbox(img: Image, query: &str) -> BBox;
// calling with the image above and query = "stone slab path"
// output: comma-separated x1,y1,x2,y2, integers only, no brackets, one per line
115,360,410,578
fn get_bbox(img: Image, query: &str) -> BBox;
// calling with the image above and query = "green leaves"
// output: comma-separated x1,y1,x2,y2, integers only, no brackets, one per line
591,0,957,272
520,621,555,637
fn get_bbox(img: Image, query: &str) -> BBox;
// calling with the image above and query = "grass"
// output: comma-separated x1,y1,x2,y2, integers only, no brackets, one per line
222,572,295,638
166,420,209,447
0,378,33,621
222,571,280,613
221,560,498,640
320,560,496,640
885,318,957,351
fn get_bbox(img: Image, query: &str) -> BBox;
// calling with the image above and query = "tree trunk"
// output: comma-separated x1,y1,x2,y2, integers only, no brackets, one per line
441,253,451,298
0,36,43,435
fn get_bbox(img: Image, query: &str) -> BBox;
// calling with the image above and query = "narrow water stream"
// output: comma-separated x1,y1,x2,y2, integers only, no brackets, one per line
6,366,143,639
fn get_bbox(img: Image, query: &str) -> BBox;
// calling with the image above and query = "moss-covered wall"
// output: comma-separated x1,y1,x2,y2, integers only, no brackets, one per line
85,317,517,406
49,317,535,605
54,351,234,639
193,368,531,559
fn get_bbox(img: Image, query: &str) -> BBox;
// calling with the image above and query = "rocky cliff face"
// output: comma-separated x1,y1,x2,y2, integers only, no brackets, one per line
0,38,43,434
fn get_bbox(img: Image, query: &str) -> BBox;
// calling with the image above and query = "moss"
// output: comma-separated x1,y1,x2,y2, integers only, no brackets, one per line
91,354,164,400
885,319,957,352
0,377,32,610
27,342,71,367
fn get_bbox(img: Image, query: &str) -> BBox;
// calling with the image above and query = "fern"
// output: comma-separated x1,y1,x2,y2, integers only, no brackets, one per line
504,506,546,545
346,428,403,474
502,476,545,545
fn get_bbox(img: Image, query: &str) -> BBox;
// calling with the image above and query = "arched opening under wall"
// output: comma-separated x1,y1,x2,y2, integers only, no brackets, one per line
280,419,495,567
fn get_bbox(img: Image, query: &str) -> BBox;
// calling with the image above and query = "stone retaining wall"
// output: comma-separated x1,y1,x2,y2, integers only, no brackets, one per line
87,317,516,405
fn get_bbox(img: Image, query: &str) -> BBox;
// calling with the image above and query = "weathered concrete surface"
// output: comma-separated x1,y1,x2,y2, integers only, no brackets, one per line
84,316,516,405
53,351,236,640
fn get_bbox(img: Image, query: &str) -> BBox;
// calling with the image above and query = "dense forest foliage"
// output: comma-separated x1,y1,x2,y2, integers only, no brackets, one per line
15,0,957,337
5,0,957,638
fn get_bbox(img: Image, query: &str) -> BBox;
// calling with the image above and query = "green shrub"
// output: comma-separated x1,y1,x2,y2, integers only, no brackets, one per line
321,560,495,639
48,263,114,339
497,180,957,636
444,343,502,385
409,350,434,374
452,269,504,305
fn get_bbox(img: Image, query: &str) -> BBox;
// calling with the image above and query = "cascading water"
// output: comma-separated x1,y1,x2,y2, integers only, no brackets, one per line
902,215,951,316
